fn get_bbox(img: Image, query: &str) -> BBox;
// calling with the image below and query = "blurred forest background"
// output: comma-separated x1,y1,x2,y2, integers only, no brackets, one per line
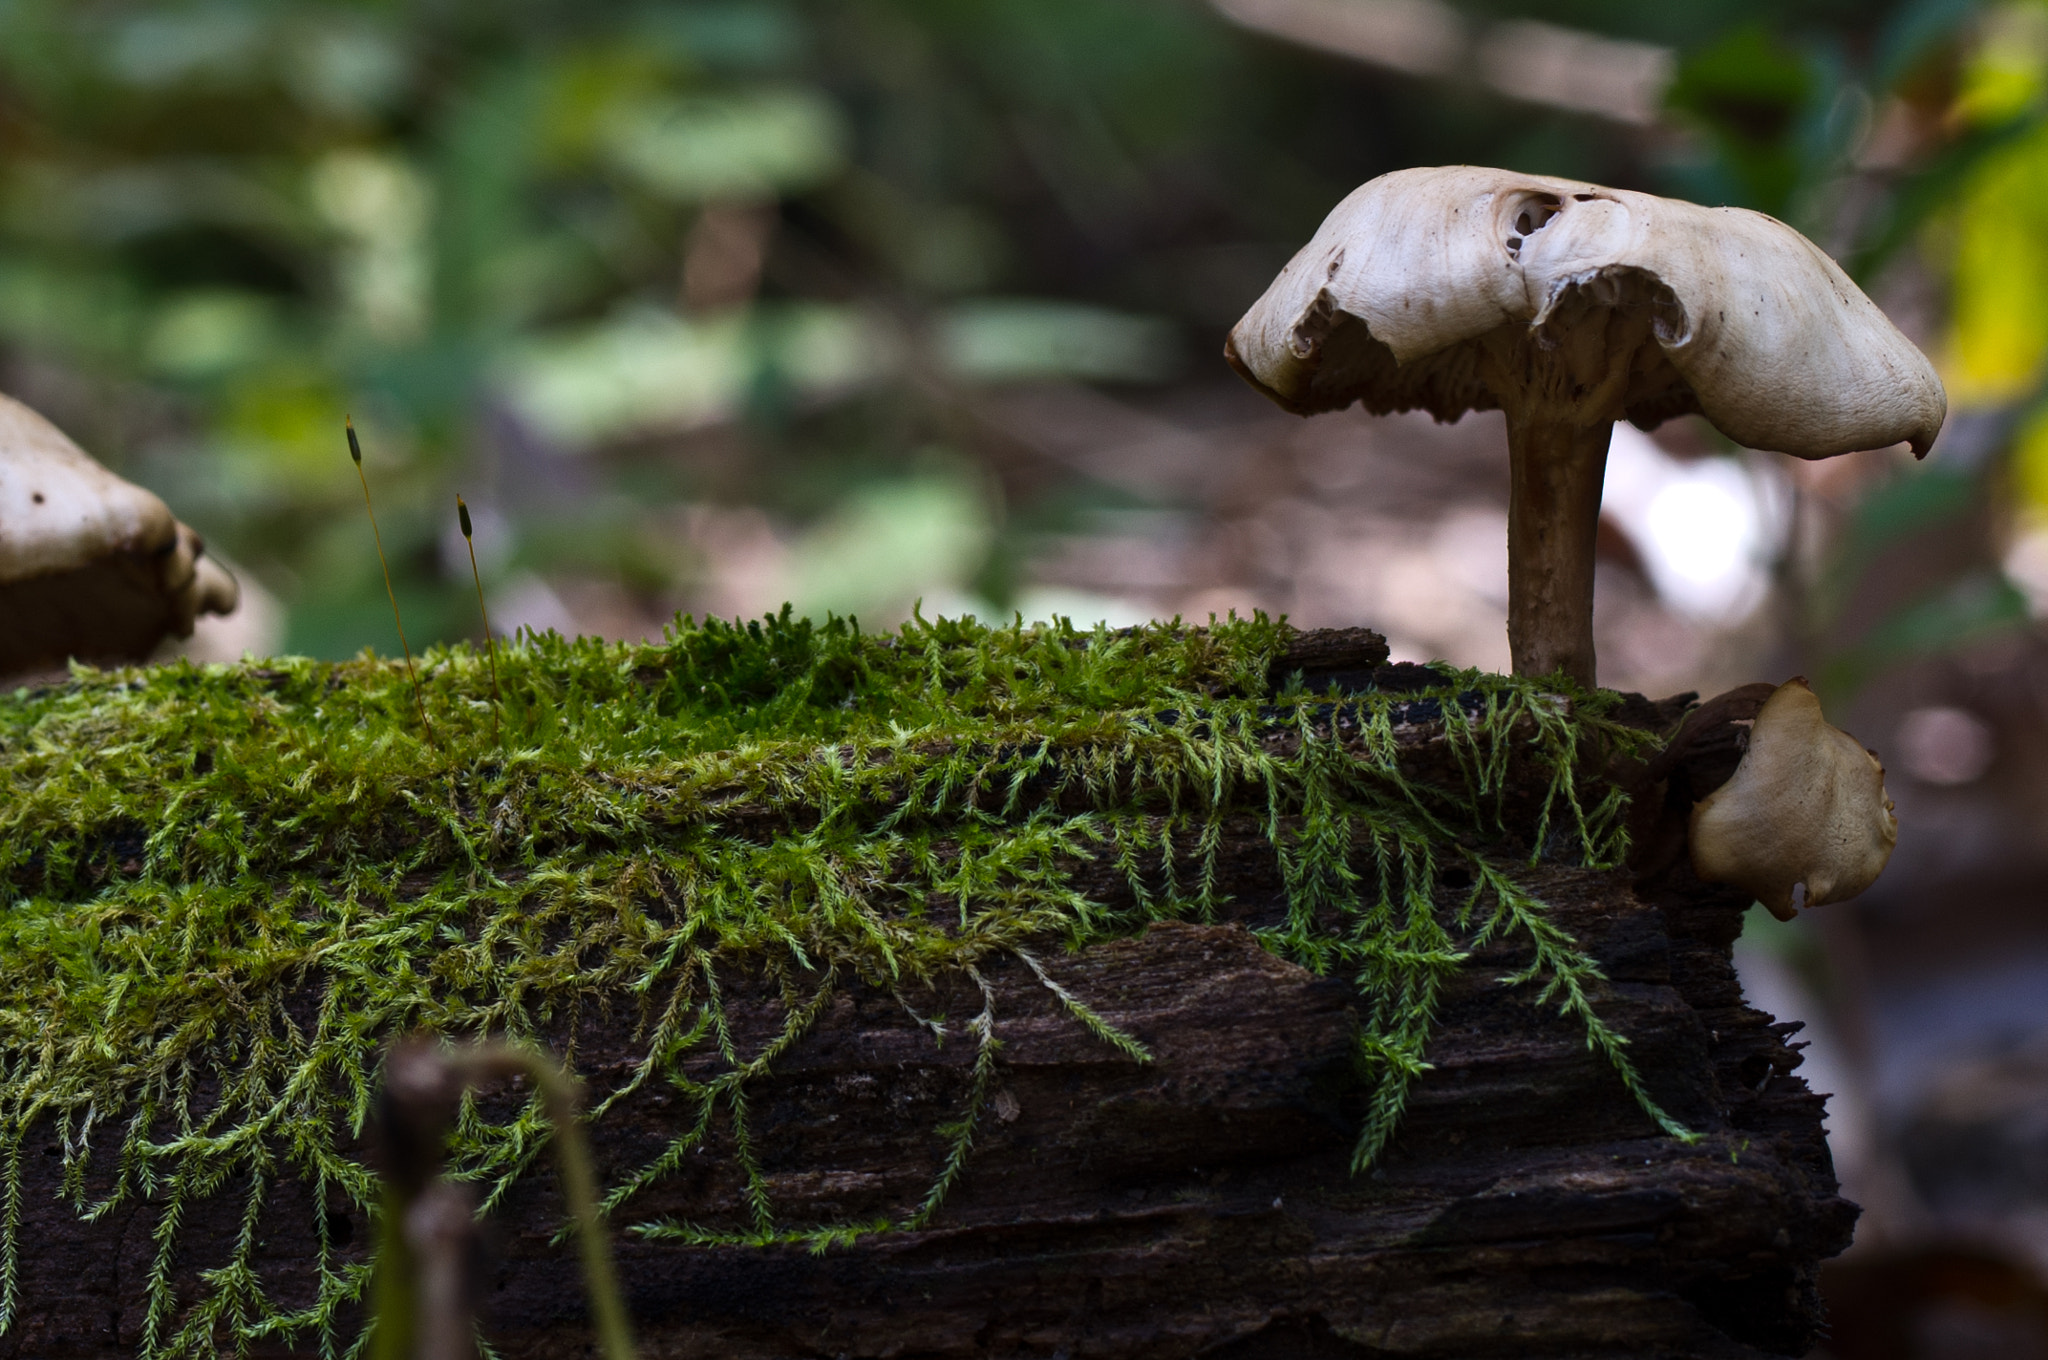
10,0,2048,1353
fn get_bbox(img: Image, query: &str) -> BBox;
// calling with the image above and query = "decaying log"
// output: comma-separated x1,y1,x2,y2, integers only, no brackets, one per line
3,631,1854,1359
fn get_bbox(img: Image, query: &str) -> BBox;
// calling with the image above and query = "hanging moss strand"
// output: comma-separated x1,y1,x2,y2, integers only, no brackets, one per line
0,611,1684,1358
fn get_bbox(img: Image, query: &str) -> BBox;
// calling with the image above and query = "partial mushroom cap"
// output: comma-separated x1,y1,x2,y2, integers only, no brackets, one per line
0,393,238,676
1226,165,1946,459
1689,678,1898,921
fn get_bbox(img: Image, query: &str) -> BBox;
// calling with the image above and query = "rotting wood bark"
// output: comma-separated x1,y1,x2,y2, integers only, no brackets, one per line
1,630,1853,1360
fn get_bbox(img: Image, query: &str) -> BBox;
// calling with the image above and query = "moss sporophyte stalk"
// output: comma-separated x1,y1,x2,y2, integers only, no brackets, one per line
0,611,1689,1357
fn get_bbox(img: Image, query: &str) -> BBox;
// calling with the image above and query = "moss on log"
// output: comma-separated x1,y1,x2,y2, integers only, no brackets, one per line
0,617,1851,1358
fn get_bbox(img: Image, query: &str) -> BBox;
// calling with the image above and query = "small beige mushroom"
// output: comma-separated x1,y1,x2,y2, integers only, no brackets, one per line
0,393,238,677
1225,165,1946,684
1689,678,1897,921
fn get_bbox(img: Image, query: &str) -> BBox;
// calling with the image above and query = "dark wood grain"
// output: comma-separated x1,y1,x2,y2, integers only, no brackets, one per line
2,635,1854,1359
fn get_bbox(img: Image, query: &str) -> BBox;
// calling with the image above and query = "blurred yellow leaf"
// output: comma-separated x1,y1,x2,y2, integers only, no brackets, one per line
1953,2,2048,129
538,46,674,166
219,375,378,501
1945,119,2048,403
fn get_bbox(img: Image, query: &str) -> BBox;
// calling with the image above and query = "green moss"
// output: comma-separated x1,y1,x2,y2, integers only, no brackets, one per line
0,611,1683,1357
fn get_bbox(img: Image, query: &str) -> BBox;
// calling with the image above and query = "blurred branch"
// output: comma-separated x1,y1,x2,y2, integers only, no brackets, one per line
373,1038,635,1360
1210,0,1672,125
1210,0,1466,78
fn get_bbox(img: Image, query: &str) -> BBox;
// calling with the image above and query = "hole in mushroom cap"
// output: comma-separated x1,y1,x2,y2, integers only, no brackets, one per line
1505,195,1560,254
1289,289,1339,360
31,491,43,504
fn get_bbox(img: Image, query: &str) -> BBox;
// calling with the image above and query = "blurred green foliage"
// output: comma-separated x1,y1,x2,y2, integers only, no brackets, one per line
1623,0,2048,695
0,0,1456,654
0,0,2012,666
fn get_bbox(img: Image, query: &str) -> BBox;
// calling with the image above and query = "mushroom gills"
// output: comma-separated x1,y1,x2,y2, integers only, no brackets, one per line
1688,677,1898,921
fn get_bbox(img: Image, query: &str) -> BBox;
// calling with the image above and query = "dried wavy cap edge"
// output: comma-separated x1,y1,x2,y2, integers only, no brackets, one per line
1688,677,1898,922
1224,164,1946,459
0,391,239,634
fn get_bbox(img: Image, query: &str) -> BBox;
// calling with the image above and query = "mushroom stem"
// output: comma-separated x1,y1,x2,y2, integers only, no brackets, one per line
1505,415,1611,685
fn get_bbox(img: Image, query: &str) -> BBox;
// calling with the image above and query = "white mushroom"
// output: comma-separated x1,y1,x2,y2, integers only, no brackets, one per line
1226,165,1946,684
0,393,238,676
1689,678,1897,920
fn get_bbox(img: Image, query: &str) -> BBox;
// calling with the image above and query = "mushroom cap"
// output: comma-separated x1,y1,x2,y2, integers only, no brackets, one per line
1226,165,1946,458
1688,678,1898,921
0,393,238,675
